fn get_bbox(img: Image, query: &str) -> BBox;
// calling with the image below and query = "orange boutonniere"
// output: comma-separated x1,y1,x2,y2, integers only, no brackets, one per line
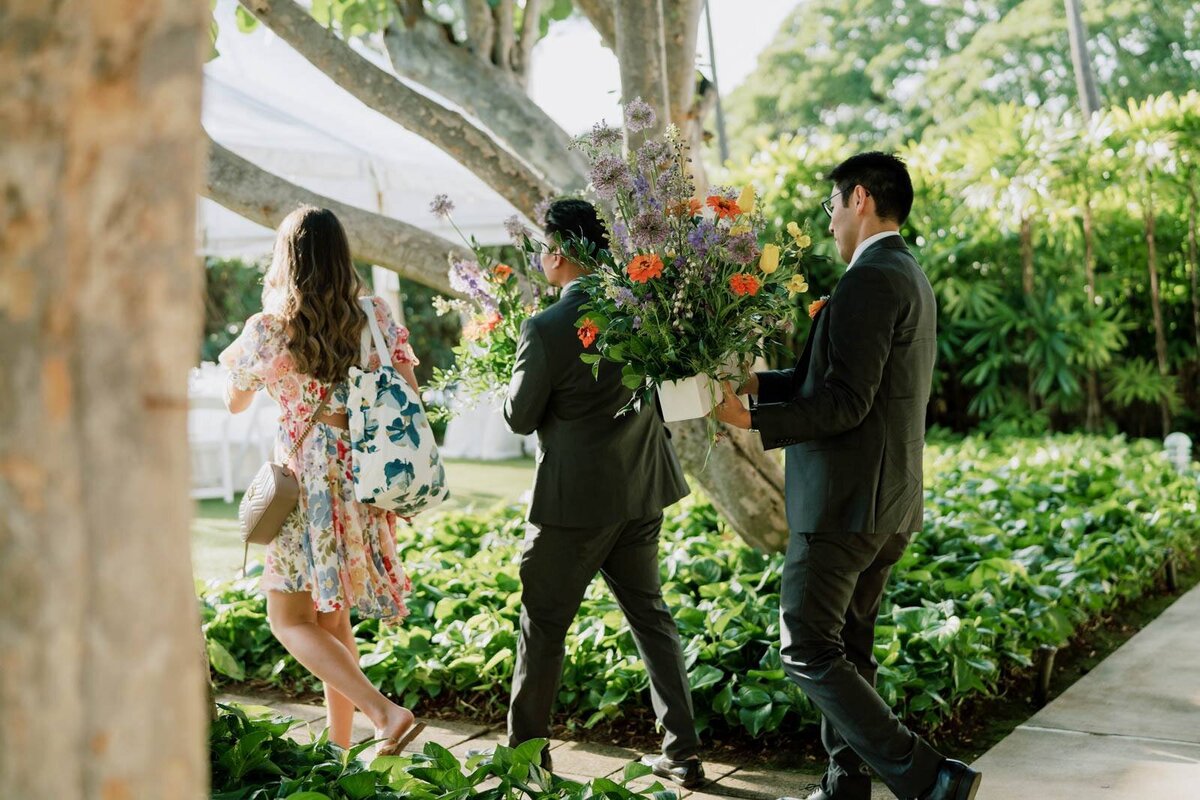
706,195,742,219
577,318,599,348
492,263,513,282
626,253,664,283
729,273,761,297
808,295,830,319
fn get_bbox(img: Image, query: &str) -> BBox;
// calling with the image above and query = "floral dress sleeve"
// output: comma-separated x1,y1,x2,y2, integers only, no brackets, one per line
370,296,420,367
218,312,288,391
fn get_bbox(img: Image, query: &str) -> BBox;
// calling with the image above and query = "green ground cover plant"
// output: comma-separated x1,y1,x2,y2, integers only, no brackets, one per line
201,435,1199,738
210,704,670,800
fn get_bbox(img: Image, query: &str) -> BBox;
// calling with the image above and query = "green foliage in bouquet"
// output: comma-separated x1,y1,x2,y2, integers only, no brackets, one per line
201,435,1199,739
426,195,557,419
567,99,825,402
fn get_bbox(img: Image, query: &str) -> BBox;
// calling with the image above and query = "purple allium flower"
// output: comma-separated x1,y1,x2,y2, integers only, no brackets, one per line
590,123,623,148
638,139,670,169
630,210,670,249
624,98,657,133
590,155,634,200
725,231,760,265
686,220,721,258
429,193,455,218
504,215,531,242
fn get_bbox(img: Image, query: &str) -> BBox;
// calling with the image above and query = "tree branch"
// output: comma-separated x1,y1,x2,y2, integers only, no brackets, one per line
463,0,495,61
239,0,554,217
574,0,616,51
514,0,546,82
203,134,467,296
492,0,516,72
382,16,589,191
662,0,704,128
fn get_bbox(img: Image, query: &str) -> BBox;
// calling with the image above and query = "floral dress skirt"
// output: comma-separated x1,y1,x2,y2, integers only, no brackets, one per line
220,299,415,623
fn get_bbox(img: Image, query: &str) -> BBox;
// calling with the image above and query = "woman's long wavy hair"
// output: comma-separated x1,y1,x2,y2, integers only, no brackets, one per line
262,206,367,384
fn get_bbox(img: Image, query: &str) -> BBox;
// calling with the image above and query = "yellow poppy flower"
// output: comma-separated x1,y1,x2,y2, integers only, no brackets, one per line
729,224,751,237
787,274,809,296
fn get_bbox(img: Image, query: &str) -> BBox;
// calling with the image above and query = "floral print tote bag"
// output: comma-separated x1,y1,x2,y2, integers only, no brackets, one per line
348,298,449,515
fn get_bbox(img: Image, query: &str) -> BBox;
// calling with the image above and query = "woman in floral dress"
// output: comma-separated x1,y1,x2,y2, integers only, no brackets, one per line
220,206,422,753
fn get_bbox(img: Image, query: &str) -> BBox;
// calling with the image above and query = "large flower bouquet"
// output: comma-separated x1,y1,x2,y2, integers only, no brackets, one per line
569,99,819,418
426,196,555,418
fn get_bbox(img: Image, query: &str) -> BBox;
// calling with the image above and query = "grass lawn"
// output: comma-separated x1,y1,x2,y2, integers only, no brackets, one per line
193,457,534,583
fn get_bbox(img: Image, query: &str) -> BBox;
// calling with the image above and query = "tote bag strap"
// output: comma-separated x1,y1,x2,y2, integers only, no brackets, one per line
359,296,394,370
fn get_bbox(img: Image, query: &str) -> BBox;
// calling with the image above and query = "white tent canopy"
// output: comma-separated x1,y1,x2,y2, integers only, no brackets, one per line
199,0,525,257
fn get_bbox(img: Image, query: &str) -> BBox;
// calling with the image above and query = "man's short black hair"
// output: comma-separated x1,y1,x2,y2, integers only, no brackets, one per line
544,198,610,256
829,151,914,224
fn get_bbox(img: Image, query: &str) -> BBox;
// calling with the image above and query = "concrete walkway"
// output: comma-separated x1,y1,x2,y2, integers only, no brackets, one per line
972,582,1200,799
218,584,1200,800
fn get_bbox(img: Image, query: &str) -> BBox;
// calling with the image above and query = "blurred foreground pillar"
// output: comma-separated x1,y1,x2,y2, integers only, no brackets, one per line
1,1,211,797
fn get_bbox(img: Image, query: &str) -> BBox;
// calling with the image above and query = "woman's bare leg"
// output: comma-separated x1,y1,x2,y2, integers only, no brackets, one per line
267,590,413,744
316,607,359,748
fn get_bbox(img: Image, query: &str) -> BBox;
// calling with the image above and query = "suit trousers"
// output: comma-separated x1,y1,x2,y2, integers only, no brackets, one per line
780,529,943,799
507,511,700,760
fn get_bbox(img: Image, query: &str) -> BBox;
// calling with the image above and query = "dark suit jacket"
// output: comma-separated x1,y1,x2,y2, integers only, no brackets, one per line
751,235,936,534
504,282,690,527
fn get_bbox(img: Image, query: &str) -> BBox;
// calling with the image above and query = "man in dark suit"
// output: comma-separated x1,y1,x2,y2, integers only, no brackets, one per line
715,153,980,800
504,199,704,788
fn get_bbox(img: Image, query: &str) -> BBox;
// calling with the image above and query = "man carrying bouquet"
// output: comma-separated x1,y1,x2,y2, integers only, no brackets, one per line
504,198,704,787
715,153,981,800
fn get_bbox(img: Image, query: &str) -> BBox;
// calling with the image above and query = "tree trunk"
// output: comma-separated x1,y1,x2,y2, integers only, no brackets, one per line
1064,0,1100,117
617,0,788,552
613,0,671,148
0,1,209,797
1144,179,1172,434
1082,190,1101,430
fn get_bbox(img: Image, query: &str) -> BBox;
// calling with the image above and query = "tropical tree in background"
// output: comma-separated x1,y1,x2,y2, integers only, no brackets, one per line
728,92,1200,439
727,0,1199,155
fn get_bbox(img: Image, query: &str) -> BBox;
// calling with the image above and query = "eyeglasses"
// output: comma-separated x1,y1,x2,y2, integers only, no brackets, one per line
822,186,867,218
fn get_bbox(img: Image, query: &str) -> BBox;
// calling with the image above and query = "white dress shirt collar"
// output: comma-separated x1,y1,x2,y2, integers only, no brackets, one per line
847,230,903,270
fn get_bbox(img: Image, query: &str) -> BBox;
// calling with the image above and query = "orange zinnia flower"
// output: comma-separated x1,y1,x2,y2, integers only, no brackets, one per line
577,318,599,348
707,195,742,219
493,263,513,281
729,273,761,297
668,198,704,218
808,297,829,318
626,253,664,283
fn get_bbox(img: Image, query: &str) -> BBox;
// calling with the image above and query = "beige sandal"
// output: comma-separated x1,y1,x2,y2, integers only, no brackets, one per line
376,721,425,757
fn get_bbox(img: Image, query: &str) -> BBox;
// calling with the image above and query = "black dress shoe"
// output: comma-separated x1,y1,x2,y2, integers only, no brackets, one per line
640,754,706,789
920,759,981,800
